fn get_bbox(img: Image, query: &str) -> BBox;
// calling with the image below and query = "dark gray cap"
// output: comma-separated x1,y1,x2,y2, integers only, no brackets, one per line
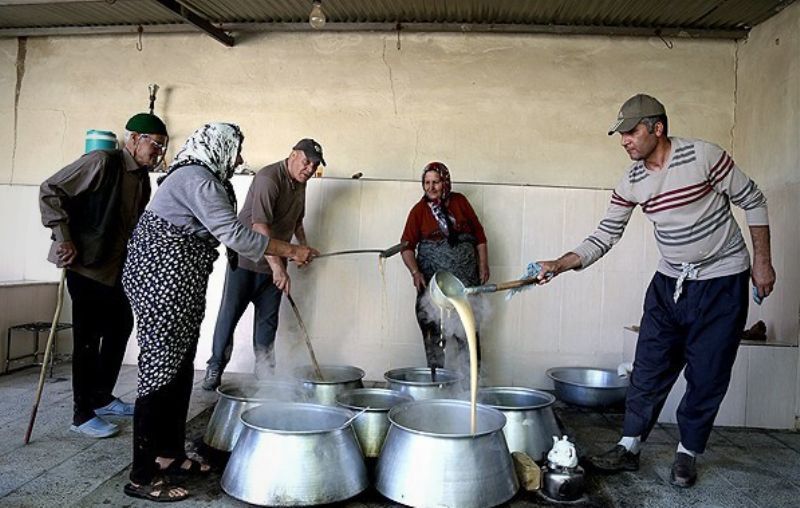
292,138,326,166
608,94,666,135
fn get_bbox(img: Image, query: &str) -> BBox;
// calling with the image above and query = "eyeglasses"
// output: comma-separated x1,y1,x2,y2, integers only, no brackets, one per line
141,134,167,153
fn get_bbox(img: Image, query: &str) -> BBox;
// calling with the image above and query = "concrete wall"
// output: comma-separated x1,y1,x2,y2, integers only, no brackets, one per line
734,0,800,424
5,32,734,186
1,39,16,183
1,25,793,408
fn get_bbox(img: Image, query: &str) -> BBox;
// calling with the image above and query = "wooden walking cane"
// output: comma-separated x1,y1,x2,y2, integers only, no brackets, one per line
24,268,67,444
286,294,325,381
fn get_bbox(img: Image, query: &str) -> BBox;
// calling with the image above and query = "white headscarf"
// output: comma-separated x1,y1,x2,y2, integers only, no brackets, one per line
160,122,245,269
169,122,244,182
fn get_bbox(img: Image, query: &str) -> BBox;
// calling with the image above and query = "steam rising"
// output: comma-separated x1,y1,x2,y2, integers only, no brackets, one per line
416,289,493,385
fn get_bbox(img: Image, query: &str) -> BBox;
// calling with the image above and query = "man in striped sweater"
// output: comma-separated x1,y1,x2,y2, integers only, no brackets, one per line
534,94,775,488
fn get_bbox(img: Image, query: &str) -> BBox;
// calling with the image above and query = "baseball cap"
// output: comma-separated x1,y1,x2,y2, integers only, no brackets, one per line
292,138,326,166
607,94,666,135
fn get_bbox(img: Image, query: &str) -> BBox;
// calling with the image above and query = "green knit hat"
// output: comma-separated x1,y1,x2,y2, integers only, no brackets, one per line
125,113,168,135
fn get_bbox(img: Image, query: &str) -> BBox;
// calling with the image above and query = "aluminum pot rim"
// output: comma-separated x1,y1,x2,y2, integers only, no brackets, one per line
215,380,299,403
546,367,629,390
384,366,464,386
240,401,355,435
293,364,366,385
336,388,413,412
387,399,506,438
477,386,556,410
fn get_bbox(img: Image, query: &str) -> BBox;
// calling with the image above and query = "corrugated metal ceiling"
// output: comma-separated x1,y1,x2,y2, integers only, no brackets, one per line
1,0,796,43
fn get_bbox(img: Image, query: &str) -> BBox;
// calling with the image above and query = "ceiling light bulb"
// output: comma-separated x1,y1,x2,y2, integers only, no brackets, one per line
309,0,326,29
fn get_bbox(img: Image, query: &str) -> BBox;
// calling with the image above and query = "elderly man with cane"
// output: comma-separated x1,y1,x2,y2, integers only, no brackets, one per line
39,113,168,438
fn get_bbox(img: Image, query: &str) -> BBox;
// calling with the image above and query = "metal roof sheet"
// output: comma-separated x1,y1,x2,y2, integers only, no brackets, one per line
0,0,796,41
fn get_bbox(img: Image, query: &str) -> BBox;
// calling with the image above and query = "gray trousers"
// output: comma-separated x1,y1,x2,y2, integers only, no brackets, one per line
207,265,282,371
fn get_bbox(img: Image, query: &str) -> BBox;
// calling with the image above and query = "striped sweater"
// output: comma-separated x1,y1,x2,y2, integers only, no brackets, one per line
572,137,768,280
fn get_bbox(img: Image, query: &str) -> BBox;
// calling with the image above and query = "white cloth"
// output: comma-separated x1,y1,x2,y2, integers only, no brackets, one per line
673,262,699,302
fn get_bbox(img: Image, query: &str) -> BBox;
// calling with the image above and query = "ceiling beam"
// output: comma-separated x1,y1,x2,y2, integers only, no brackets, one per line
0,22,749,40
0,0,106,4
150,0,233,46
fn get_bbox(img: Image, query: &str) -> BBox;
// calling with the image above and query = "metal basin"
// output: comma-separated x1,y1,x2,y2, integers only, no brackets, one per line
336,388,413,458
478,387,561,462
221,402,368,506
375,399,518,508
294,364,365,405
384,367,464,400
203,380,302,452
546,367,628,408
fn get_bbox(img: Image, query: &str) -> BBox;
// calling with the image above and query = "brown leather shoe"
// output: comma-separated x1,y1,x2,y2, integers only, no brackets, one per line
587,444,640,472
670,452,697,487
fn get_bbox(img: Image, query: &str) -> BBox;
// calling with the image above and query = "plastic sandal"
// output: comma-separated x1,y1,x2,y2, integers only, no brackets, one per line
158,457,211,476
123,479,189,503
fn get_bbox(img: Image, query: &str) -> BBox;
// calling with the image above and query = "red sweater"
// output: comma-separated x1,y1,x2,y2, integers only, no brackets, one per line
401,192,487,251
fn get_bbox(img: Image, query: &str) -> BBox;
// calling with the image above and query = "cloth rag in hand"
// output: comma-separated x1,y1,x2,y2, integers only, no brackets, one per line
752,286,765,305
506,262,543,301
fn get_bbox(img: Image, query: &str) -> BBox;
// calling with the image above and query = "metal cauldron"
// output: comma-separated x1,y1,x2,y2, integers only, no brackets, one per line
294,364,365,405
375,399,518,508
203,380,301,452
336,388,413,458
384,367,464,400
221,402,368,506
546,367,628,408
478,387,561,462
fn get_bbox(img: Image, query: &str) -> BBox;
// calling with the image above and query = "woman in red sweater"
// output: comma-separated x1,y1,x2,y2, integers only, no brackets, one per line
400,162,489,370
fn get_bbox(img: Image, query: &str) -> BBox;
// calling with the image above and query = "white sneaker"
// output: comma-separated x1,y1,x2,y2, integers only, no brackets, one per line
70,416,119,438
95,398,134,416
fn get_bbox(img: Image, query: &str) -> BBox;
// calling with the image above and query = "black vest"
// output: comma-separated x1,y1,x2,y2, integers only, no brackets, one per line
64,150,128,267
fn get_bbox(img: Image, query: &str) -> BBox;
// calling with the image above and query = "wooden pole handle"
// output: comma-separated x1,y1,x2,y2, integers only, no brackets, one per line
287,294,325,381
492,278,538,292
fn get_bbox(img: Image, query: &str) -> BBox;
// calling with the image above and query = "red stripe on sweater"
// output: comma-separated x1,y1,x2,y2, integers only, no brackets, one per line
641,180,709,208
644,185,713,214
611,191,636,207
611,199,636,208
642,183,712,211
712,158,734,185
710,152,729,175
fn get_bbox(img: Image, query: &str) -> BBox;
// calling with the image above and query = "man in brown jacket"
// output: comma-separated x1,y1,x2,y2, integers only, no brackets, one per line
40,113,168,438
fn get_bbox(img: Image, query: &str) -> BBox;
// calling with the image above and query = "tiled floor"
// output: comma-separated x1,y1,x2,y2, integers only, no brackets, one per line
1,363,799,507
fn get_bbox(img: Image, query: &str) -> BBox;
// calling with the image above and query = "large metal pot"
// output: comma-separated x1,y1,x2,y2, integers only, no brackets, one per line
478,387,561,462
294,364,365,405
384,367,464,400
336,388,413,458
221,402,368,506
203,380,301,452
546,367,628,408
375,399,518,508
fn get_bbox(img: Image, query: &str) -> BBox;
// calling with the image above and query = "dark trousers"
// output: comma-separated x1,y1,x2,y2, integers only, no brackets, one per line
623,270,750,453
130,344,196,485
207,266,282,371
415,290,481,370
66,270,133,425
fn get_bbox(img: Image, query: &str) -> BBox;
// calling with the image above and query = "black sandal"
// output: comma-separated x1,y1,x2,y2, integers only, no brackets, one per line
124,478,189,503
158,457,212,476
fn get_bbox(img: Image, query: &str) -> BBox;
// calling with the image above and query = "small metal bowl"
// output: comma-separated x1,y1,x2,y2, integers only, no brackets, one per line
294,364,365,406
546,367,628,408
336,388,413,457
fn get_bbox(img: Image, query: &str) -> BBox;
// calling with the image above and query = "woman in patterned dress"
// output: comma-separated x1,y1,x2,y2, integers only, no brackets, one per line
121,123,317,502
400,161,490,371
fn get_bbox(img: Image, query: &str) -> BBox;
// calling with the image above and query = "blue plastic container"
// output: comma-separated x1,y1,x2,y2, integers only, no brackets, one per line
85,129,117,153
